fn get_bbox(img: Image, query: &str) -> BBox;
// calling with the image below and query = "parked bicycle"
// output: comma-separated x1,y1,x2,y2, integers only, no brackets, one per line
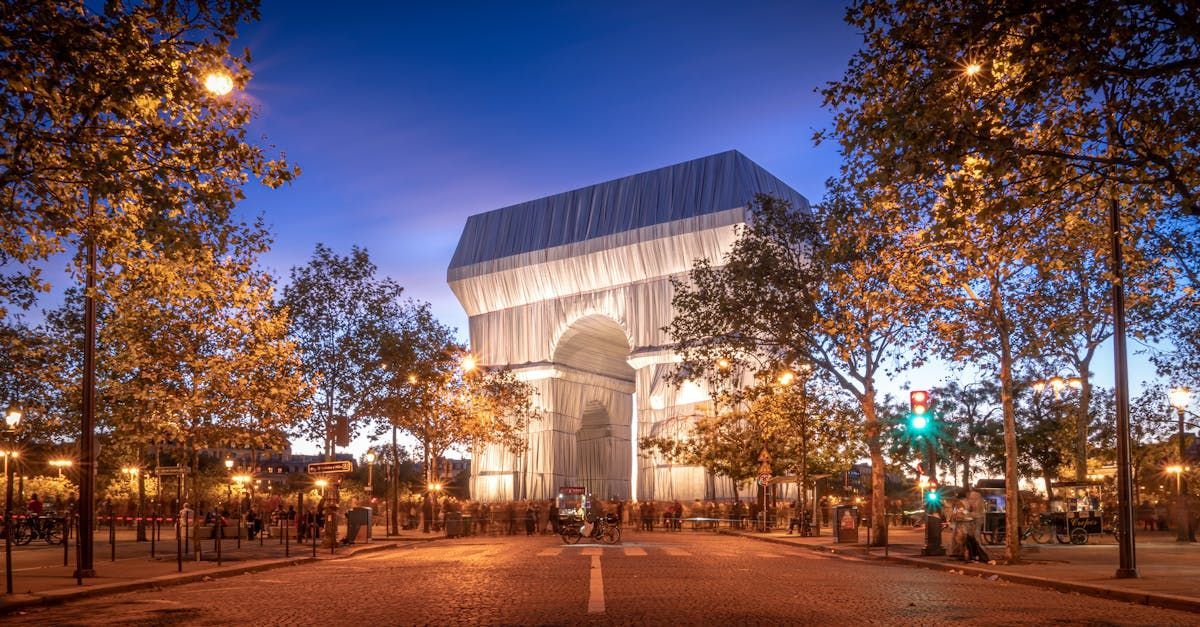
560,512,621,545
11,515,65,545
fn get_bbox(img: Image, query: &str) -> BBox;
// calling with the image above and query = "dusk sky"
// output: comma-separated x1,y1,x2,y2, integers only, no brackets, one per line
226,2,1152,456
237,1,857,331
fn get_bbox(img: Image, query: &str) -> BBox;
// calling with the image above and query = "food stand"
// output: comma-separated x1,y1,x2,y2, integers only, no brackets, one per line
1045,480,1106,545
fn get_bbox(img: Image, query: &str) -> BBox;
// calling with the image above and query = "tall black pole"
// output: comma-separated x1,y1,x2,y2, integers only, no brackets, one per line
77,195,97,578
5,452,14,594
1110,195,1138,578
921,438,944,556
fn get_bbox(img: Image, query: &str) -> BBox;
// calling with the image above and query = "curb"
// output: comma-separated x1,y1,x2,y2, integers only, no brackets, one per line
0,541,410,616
724,530,1200,615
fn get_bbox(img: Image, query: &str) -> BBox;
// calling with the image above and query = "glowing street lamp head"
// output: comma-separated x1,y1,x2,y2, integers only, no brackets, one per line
3,406,20,429
204,70,234,96
365,451,376,463
461,354,477,373
964,63,982,76
1170,387,1192,412
224,458,234,470
716,357,731,371
777,371,795,386
1168,465,1184,475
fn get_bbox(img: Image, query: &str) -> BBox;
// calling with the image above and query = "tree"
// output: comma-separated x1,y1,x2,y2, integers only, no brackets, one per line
935,381,1003,490
282,244,406,458
1008,383,1077,499
369,306,537,496
0,0,297,320
642,375,862,506
821,0,1200,216
42,229,308,499
667,186,925,545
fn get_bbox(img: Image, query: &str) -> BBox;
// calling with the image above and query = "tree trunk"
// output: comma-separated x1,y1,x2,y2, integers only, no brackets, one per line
997,305,1022,563
861,386,888,546
391,426,400,534
1074,361,1093,481
962,455,972,490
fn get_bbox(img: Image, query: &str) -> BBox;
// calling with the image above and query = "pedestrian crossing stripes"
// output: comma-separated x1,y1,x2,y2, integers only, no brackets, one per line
532,546,830,559
537,547,563,557
662,547,691,556
622,547,647,556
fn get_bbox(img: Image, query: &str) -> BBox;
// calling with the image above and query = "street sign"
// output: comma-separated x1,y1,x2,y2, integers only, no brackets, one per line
756,473,772,487
559,486,586,495
155,466,188,476
307,461,353,474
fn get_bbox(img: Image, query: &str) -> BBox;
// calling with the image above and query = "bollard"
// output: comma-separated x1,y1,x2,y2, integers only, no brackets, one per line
236,516,242,549
151,515,156,558
74,512,82,586
110,514,116,562
176,515,183,573
216,518,222,567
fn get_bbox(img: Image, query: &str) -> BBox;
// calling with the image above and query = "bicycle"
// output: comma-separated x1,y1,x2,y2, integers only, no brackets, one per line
560,513,621,545
13,515,65,545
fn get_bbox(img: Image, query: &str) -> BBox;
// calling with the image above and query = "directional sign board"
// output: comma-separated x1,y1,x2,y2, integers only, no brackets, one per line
155,466,188,476
756,473,772,487
307,461,353,474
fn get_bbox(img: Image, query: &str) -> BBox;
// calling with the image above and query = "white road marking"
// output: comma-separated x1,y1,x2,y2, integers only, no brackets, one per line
537,548,563,557
757,553,783,558
622,547,647,556
580,547,602,556
663,547,691,556
588,554,605,614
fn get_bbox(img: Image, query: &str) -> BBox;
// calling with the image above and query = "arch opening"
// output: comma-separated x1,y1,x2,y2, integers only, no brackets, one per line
553,315,634,499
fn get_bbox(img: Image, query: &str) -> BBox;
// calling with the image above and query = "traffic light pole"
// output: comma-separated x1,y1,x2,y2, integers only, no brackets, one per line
921,438,944,556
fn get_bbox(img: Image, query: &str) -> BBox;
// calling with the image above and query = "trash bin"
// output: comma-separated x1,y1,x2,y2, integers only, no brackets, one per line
444,512,463,538
834,505,859,543
460,515,474,536
346,506,372,543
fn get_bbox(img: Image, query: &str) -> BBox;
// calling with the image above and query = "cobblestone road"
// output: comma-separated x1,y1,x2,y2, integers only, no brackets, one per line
8,532,1197,625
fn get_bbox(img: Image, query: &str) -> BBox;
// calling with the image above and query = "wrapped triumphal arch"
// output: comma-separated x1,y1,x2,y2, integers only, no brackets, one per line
448,150,809,502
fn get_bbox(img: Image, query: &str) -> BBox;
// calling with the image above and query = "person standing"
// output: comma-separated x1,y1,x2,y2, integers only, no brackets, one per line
524,503,536,536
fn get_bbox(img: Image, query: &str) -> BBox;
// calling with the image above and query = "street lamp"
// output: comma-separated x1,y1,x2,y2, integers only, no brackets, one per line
3,406,21,595
365,452,376,494
49,459,73,477
1169,387,1194,542
461,354,477,373
204,70,234,96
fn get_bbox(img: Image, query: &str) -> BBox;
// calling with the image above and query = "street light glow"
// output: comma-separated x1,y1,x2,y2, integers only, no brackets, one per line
965,63,982,76
1167,465,1184,475
365,451,376,463
3,407,20,429
461,354,477,373
224,458,234,470
1170,387,1192,412
204,70,234,96
777,370,795,386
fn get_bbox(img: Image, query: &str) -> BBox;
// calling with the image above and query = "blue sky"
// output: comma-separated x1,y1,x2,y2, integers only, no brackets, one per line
227,2,1161,456
237,1,858,329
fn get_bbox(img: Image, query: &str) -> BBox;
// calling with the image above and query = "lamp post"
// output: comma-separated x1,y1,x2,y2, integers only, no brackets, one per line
1169,387,1194,542
365,452,376,495
4,406,22,595
224,458,234,502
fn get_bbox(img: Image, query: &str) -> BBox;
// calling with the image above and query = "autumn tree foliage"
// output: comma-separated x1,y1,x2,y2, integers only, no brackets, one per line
821,0,1200,216
0,0,297,321
641,374,862,506
368,305,537,489
667,188,924,545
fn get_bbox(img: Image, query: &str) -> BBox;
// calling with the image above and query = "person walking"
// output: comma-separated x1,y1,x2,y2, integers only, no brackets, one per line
524,503,536,536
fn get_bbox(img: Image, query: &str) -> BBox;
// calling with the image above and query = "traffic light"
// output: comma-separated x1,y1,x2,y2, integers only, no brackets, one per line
924,486,940,505
908,390,932,433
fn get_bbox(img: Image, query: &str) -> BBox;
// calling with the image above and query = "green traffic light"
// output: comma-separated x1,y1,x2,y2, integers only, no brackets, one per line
910,414,928,431
925,489,939,503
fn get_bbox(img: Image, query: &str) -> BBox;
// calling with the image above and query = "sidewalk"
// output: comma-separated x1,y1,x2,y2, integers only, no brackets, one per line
0,524,437,614
724,525,1200,613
